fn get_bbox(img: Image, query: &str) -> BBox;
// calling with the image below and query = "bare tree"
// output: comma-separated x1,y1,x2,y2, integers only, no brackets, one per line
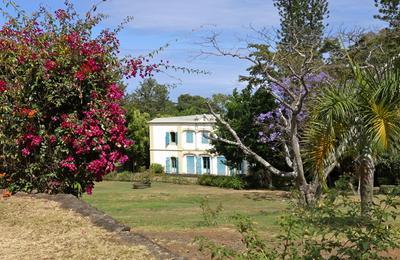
201,29,338,204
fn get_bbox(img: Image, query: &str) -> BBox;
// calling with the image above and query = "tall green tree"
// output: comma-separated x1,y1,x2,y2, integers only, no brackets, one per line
125,106,150,170
274,0,329,51
175,93,230,116
176,94,209,115
374,0,400,27
126,78,176,118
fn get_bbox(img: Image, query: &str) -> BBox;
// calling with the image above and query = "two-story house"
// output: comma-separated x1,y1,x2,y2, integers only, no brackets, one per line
149,114,246,175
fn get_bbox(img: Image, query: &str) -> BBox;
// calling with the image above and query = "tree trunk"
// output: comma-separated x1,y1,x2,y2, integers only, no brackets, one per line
358,152,375,216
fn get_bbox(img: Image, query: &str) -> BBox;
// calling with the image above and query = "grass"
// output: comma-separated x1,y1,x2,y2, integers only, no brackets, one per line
0,196,152,260
83,181,288,233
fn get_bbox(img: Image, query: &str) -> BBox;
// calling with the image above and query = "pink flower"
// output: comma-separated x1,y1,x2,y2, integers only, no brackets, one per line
22,148,30,157
44,59,56,71
85,184,93,195
107,84,124,100
30,135,42,147
0,80,7,92
60,156,77,172
75,71,85,81
49,135,57,144
55,9,69,20
119,155,129,164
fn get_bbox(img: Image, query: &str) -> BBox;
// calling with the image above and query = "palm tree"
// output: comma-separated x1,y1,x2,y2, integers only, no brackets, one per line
305,60,400,215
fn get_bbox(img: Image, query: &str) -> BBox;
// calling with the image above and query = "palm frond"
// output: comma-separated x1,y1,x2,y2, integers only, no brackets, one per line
304,85,357,181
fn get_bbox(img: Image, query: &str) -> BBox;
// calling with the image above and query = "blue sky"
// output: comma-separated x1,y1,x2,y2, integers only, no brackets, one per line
1,1,386,100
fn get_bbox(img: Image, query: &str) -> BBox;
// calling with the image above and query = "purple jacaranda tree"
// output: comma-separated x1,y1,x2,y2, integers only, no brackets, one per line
204,29,339,204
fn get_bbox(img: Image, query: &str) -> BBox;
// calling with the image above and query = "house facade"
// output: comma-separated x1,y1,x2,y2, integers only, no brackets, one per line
149,114,246,175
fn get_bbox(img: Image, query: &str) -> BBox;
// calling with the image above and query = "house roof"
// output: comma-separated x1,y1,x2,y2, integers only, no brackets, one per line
149,114,217,124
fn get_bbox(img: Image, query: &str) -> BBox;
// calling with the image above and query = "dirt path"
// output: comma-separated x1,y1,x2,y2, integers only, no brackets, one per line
1,194,182,260
136,227,244,259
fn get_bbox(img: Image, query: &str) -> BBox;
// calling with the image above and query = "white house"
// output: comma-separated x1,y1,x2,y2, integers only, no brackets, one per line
149,114,246,175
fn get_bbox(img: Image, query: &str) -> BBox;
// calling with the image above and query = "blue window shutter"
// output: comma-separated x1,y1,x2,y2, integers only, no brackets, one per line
196,157,202,174
186,156,195,174
229,166,234,176
165,132,170,146
201,132,208,144
165,157,171,174
238,162,243,175
186,131,193,143
175,132,178,145
217,156,226,175
176,157,179,174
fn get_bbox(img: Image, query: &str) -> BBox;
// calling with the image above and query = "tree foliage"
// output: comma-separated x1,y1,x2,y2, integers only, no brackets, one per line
125,78,175,118
0,1,157,195
274,0,329,51
374,0,400,27
125,107,150,171
305,60,400,214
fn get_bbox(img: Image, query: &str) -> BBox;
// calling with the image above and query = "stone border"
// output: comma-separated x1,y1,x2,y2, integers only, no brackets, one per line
14,193,185,260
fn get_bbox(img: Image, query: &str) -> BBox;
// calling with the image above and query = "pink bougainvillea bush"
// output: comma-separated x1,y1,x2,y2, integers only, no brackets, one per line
0,2,157,195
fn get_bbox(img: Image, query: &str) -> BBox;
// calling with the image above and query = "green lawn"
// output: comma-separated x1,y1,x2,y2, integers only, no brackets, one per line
83,181,288,233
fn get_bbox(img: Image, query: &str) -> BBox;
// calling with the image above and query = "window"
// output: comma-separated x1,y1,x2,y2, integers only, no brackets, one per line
201,131,209,144
202,157,210,174
171,157,178,174
165,131,178,146
186,131,194,143
170,132,177,143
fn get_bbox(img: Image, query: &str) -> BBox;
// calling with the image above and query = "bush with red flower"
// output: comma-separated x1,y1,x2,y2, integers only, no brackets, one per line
0,2,158,196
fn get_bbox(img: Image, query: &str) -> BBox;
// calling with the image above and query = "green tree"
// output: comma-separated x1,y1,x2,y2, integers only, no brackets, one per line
374,0,400,27
126,78,176,118
208,0,330,203
210,93,230,113
306,61,400,215
274,0,329,51
173,93,230,116
210,87,287,187
125,107,150,170
176,94,209,115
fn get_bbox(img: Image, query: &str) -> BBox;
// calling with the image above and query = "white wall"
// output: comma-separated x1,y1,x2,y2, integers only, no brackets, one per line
150,121,242,176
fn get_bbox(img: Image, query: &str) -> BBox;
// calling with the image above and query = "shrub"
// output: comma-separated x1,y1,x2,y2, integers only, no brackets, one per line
379,185,400,195
0,2,159,196
150,163,164,174
196,185,400,259
138,166,147,173
197,175,244,190
103,171,135,182
152,175,197,185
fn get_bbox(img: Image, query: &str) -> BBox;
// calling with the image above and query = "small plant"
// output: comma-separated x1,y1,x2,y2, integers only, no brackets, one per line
198,175,244,190
195,214,274,259
150,163,164,174
199,196,223,227
196,183,400,259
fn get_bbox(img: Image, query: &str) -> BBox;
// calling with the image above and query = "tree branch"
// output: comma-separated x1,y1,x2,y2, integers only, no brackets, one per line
207,103,297,178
